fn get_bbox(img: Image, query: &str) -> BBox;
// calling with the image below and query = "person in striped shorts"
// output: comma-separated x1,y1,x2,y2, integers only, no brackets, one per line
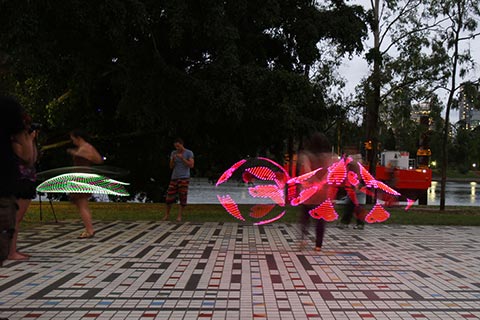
163,138,194,222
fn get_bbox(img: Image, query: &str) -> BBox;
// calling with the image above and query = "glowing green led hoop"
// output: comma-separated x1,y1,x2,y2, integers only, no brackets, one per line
36,173,130,196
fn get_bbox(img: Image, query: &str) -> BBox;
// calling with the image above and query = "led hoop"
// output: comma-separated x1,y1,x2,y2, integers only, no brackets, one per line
248,184,285,206
217,194,245,221
36,173,130,196
216,159,247,186
216,156,409,225
250,204,276,219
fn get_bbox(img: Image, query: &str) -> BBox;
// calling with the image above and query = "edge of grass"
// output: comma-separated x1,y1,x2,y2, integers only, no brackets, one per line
21,201,480,227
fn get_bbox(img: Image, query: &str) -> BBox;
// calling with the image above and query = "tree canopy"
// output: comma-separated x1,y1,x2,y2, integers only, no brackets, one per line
0,0,368,200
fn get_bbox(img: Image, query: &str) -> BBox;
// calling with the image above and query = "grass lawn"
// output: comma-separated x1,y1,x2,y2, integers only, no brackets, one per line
22,201,480,227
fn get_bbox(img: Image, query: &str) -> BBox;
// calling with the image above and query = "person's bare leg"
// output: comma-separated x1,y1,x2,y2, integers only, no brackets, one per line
75,198,94,236
163,204,172,220
8,199,31,260
177,205,185,222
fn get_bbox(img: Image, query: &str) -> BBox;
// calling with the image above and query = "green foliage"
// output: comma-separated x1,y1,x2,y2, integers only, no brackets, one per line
0,0,368,198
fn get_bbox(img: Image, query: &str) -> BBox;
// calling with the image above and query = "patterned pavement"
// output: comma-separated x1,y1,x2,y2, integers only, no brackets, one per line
0,221,479,320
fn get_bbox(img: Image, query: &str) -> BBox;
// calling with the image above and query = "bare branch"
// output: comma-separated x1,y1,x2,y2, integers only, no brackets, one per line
379,75,446,103
381,17,449,54
379,0,421,47
458,31,480,41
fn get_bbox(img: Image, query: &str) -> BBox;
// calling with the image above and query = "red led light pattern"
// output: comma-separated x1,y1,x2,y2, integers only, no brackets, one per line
290,185,319,206
250,204,276,219
217,194,245,221
365,203,390,223
248,184,285,206
308,199,338,221
215,156,415,225
216,159,247,187
254,210,286,225
327,158,347,185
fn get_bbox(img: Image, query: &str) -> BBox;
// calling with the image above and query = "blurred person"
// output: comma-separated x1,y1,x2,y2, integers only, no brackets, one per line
339,149,366,230
8,113,38,260
67,129,103,239
298,132,336,251
0,97,36,264
162,138,194,222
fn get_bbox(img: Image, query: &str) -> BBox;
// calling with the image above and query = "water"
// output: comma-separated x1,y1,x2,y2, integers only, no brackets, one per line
427,180,480,206
38,178,480,206
188,178,480,206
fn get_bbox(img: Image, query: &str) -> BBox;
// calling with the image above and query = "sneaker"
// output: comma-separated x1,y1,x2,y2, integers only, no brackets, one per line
353,224,364,230
338,223,348,229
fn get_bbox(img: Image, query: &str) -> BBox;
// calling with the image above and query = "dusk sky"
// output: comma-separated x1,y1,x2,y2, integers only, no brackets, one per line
339,0,480,123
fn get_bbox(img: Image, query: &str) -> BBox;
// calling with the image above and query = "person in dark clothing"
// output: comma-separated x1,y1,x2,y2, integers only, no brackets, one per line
8,113,38,260
0,96,36,265
338,151,366,230
298,132,336,251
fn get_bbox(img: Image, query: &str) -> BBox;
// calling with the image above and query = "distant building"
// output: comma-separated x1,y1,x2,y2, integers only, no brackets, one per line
411,101,431,127
458,83,480,130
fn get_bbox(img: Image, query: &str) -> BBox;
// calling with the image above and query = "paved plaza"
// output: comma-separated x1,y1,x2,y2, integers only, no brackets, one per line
0,221,479,320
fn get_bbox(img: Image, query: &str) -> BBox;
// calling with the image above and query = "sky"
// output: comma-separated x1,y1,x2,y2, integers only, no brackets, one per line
338,0,480,123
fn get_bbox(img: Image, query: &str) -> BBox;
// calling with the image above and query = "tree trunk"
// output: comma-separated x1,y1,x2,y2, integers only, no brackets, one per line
440,2,463,211
365,0,381,204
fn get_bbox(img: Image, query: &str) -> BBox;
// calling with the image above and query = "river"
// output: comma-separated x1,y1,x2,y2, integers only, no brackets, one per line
186,178,480,206
68,178,480,206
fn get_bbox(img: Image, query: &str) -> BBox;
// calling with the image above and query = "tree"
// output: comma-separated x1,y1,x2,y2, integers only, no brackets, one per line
360,0,451,178
0,0,368,200
427,0,480,210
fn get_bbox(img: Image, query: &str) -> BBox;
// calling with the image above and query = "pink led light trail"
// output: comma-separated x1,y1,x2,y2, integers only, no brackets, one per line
215,156,414,225
327,158,346,185
290,186,319,206
216,159,247,186
250,204,276,218
246,166,277,181
248,184,285,206
365,203,390,223
217,194,245,221
405,198,415,211
254,210,286,225
308,199,338,221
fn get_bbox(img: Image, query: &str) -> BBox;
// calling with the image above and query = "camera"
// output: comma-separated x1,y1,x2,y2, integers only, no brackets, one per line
29,123,43,133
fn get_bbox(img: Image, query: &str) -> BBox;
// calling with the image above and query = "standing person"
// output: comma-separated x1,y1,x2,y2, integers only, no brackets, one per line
67,129,103,239
8,114,38,260
298,132,336,252
162,138,194,222
0,97,35,265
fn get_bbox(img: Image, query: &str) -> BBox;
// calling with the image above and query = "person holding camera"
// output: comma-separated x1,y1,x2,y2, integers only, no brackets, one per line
8,114,39,260
0,96,37,264
162,138,194,222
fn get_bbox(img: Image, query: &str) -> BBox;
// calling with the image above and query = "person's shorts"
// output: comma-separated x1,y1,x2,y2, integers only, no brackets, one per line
165,178,190,206
14,179,37,200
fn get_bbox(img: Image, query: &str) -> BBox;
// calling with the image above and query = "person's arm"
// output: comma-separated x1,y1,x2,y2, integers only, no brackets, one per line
11,130,37,166
184,156,194,169
169,152,175,169
176,152,194,168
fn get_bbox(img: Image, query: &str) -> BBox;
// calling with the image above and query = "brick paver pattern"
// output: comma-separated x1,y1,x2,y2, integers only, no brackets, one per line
0,221,479,319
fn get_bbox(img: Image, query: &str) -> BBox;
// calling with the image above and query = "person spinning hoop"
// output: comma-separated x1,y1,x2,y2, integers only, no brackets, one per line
67,129,103,239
